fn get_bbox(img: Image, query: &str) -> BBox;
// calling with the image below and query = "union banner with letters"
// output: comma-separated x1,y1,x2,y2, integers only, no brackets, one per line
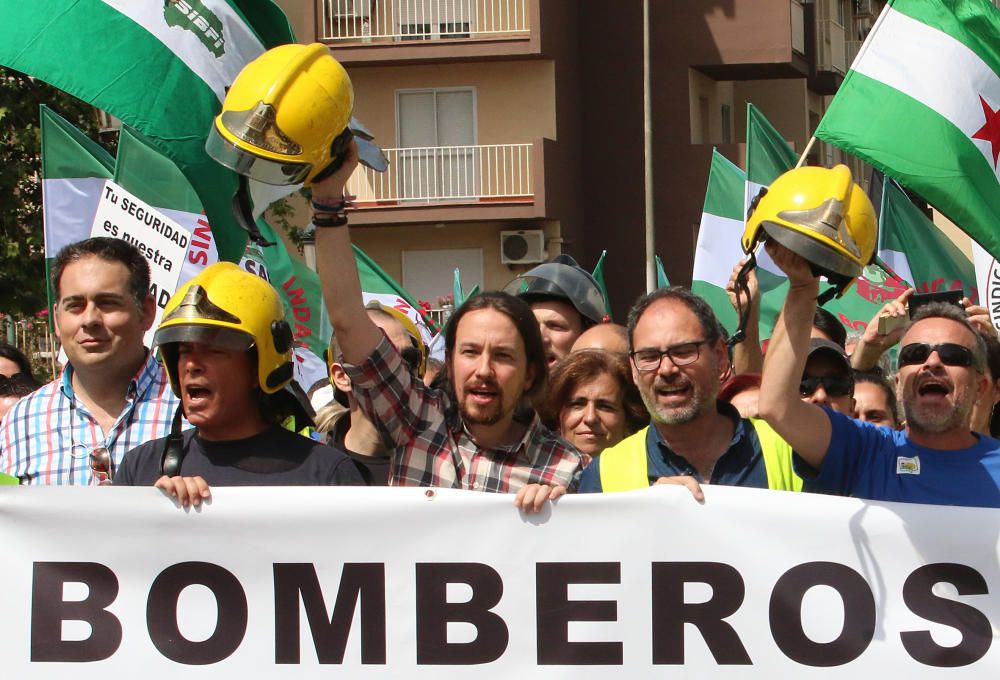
1,485,998,677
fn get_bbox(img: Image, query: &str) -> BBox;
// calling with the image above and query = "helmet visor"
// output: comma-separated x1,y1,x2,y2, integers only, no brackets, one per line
154,325,255,352
206,124,312,186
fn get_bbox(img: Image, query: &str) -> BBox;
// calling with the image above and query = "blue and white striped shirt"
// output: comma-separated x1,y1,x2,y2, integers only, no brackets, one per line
0,352,181,485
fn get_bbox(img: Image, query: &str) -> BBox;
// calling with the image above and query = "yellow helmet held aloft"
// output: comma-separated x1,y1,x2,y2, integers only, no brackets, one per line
155,262,294,395
206,43,354,186
742,164,877,297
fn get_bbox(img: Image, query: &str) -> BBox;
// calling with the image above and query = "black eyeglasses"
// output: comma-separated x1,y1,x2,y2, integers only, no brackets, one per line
799,375,854,397
897,342,981,371
631,340,709,372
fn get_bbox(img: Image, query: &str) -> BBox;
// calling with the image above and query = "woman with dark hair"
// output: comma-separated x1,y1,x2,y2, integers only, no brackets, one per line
0,343,33,380
540,350,646,458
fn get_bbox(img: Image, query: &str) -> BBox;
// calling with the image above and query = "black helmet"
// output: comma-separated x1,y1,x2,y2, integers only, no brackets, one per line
503,255,607,326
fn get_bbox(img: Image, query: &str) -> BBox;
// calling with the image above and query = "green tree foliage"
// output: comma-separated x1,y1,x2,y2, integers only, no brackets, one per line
0,67,106,315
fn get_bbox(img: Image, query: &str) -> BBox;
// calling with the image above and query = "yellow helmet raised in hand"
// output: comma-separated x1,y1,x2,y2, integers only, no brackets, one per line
742,164,877,297
206,43,354,186
155,262,294,395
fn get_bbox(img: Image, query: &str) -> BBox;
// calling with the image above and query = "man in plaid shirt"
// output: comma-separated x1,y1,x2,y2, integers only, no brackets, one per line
0,238,180,485
314,142,584,510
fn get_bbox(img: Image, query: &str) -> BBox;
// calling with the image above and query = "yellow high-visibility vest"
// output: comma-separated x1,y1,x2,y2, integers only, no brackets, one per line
598,419,803,492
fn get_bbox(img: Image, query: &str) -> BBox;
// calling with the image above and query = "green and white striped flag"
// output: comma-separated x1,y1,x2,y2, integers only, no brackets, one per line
692,149,764,335
1,0,295,263
879,178,977,300
815,0,1000,259
40,105,114,259
354,245,439,346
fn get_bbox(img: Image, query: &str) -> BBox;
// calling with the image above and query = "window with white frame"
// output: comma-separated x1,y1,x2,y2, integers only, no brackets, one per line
396,88,477,200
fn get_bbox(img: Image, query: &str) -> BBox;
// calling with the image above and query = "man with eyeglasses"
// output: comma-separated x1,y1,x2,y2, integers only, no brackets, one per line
578,287,801,495
761,243,1000,507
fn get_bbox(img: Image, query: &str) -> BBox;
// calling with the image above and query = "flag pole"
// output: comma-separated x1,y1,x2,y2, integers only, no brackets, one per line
795,136,817,168
642,0,656,293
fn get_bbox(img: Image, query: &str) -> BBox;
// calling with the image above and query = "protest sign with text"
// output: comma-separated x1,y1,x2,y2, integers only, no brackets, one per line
89,180,192,344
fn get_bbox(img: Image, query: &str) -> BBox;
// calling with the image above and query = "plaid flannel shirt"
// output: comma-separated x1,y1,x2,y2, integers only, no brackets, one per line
0,352,181,485
344,333,585,491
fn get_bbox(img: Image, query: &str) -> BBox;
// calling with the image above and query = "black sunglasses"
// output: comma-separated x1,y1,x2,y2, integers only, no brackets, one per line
799,375,854,398
897,342,980,370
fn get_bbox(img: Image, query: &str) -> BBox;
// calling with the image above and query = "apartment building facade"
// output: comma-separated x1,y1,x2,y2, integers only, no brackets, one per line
277,0,885,317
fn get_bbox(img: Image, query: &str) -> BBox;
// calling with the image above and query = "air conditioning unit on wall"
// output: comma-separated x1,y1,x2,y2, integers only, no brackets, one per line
500,230,546,265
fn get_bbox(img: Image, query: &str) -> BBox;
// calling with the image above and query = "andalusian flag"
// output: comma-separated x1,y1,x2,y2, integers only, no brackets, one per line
40,106,114,258
878,178,977,299
816,0,1000,259
691,150,763,335
1,0,295,262
355,246,439,345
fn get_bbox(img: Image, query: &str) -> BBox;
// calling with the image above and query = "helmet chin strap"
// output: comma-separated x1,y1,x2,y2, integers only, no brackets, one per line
727,253,757,349
159,406,186,477
232,175,276,247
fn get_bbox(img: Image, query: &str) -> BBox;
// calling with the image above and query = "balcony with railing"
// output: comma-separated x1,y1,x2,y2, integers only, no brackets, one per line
344,141,555,226
319,0,535,61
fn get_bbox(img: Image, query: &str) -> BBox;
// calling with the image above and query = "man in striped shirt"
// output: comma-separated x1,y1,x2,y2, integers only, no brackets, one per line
0,238,180,485
314,142,583,510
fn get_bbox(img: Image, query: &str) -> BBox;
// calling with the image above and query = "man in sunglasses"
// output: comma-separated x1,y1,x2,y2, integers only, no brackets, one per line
579,286,802,496
761,242,1000,507
799,339,855,415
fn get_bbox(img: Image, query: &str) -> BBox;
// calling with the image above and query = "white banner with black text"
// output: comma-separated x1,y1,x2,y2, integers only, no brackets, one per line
1,485,999,678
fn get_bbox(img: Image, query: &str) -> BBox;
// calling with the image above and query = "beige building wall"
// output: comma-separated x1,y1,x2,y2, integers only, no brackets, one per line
350,220,562,297
343,61,557,146
733,79,810,150
687,70,735,144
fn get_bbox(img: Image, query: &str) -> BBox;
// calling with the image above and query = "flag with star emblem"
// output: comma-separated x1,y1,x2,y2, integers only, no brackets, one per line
815,0,1000,259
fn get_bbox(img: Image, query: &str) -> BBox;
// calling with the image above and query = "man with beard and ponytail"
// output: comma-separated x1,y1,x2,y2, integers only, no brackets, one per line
579,286,801,496
312,141,583,511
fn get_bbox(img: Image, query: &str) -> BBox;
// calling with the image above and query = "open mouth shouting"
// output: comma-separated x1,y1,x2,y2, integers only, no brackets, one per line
914,376,952,402
182,381,214,411
466,381,500,406
654,377,693,404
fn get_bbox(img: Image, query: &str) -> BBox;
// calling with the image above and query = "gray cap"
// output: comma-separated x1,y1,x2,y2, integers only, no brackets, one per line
806,337,851,375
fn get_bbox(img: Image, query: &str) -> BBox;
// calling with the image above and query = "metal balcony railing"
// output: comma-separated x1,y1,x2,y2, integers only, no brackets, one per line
321,0,529,43
347,143,533,205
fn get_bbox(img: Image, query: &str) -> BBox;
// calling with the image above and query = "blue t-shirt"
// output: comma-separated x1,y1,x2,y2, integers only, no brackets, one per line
794,409,1000,507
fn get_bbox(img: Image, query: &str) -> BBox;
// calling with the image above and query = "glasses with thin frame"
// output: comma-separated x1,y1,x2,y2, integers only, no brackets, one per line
630,340,709,372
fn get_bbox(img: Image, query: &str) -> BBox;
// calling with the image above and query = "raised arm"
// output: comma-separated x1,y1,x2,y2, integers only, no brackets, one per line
850,288,913,371
313,141,383,365
757,242,832,469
